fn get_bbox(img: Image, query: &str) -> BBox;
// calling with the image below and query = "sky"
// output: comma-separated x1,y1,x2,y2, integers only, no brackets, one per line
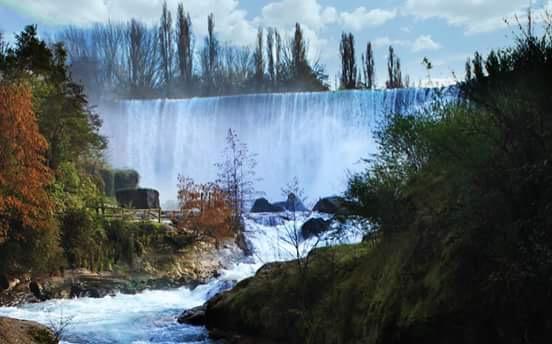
0,0,550,88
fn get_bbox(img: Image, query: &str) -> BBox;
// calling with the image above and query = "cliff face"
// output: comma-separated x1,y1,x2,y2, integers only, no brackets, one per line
0,317,57,344
204,223,551,344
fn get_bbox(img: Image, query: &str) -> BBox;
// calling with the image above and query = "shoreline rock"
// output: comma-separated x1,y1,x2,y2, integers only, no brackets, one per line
0,316,57,344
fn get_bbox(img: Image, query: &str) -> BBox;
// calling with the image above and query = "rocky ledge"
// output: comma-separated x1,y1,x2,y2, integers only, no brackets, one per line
0,317,57,344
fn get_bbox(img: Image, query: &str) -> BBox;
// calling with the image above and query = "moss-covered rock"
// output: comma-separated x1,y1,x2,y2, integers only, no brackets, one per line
205,224,551,344
0,317,57,344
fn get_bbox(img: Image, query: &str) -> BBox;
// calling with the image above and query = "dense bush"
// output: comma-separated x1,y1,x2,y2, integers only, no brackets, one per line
114,169,140,192
345,25,552,342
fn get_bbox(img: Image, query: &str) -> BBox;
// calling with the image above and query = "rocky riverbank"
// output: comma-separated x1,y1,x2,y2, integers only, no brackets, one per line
0,316,57,344
0,233,243,307
199,220,551,343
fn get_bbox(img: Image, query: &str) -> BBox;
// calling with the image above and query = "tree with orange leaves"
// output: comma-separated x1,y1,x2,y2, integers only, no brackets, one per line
0,82,59,273
177,176,233,246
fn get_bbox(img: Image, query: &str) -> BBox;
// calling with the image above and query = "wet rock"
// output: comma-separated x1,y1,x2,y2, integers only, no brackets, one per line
178,305,206,326
250,198,284,213
0,275,9,291
116,188,160,209
274,193,307,212
312,196,350,215
29,281,46,301
301,218,331,239
0,317,57,344
235,231,252,256
206,280,237,300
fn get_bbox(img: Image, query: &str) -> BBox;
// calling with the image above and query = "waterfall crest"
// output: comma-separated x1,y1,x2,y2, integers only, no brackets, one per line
99,88,449,205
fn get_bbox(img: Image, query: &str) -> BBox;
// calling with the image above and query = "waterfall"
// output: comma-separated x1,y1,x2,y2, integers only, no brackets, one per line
98,88,451,205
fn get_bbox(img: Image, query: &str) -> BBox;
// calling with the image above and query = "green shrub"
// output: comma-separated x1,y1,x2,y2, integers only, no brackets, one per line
114,169,140,191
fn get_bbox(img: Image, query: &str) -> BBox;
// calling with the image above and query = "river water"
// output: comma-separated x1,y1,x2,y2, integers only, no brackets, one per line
0,213,362,343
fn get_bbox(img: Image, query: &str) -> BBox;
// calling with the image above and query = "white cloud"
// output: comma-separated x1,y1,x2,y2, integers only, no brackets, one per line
258,0,337,31
373,35,441,53
373,36,409,48
340,7,397,31
405,0,535,34
2,0,258,44
412,35,440,52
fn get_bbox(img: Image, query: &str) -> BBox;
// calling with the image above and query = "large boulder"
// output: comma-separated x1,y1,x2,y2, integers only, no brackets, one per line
313,196,350,215
301,218,331,239
116,188,160,209
0,317,57,344
274,193,307,212
29,281,46,301
0,275,9,291
178,305,206,326
250,198,284,213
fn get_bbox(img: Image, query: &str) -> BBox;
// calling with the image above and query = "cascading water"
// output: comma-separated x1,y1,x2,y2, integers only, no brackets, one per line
98,88,448,205
0,88,452,343
0,213,363,343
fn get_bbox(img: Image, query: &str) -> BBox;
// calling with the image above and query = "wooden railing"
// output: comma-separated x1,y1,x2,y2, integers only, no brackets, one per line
95,206,162,223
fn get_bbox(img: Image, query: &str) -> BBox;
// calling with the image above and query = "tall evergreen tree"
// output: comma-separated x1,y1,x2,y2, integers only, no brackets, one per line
201,13,219,95
158,1,174,96
339,32,357,89
274,29,283,85
253,27,264,89
176,3,193,93
291,23,308,81
266,28,275,87
386,46,404,89
362,41,375,89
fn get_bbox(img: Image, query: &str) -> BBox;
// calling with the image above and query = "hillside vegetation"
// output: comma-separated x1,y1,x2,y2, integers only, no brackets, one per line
204,24,552,344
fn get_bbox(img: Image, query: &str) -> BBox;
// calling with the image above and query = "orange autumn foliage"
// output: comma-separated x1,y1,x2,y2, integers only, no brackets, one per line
177,176,233,243
0,82,54,241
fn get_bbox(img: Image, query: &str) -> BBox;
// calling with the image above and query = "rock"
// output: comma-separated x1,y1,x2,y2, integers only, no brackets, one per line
250,198,284,213
0,317,57,344
178,305,206,326
0,275,9,291
29,281,46,301
301,218,331,239
274,193,307,212
116,188,160,209
235,231,252,256
312,196,350,215
206,280,237,300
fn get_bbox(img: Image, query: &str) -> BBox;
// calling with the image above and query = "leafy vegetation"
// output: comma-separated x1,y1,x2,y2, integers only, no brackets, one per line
0,26,168,277
56,5,328,100
206,22,552,343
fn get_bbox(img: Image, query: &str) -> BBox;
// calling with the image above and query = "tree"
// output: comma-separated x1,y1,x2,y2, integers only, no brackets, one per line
176,3,193,93
0,82,59,272
201,13,219,95
253,27,265,89
158,1,174,96
126,19,159,97
288,23,329,91
291,23,308,82
177,176,232,246
362,41,375,89
339,32,357,89
275,29,284,86
215,129,258,232
266,28,276,87
386,45,403,89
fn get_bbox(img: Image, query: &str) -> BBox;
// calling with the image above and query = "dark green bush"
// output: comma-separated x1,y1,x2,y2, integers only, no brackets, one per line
114,169,140,191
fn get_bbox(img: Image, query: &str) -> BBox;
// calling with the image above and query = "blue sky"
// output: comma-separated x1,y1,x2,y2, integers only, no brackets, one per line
1,0,550,87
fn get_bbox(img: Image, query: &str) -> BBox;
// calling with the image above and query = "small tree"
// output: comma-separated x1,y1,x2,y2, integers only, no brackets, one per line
339,32,357,89
158,1,174,96
362,41,375,89
177,176,232,247
215,129,258,233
